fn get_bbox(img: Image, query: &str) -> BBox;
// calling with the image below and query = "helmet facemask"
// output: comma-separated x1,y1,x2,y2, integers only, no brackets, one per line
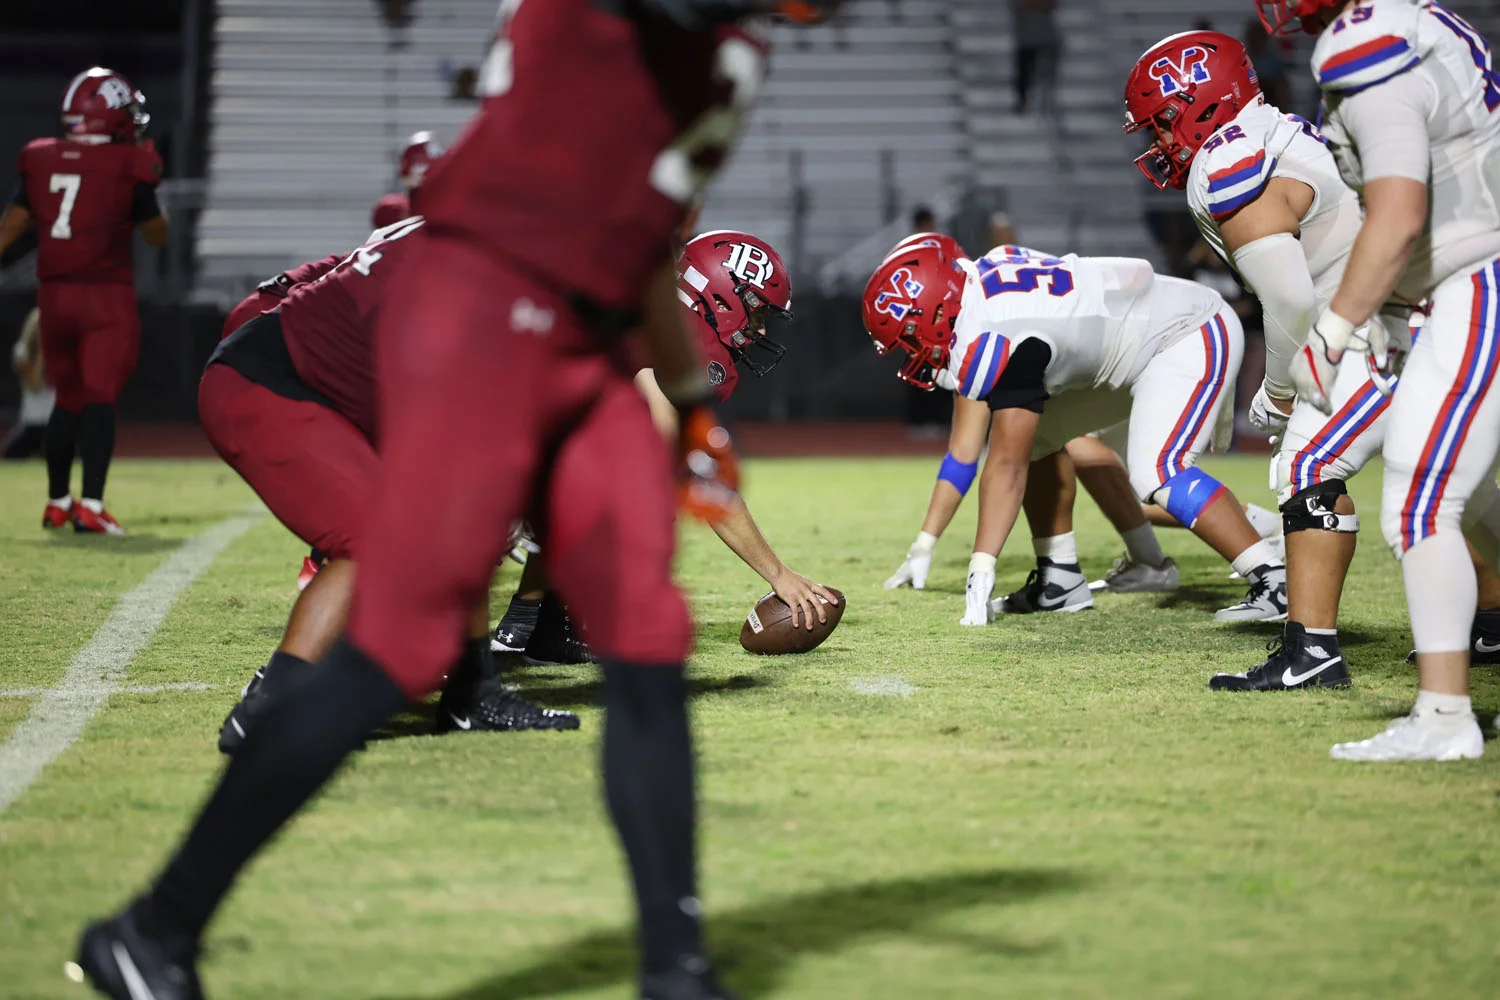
725,280,792,376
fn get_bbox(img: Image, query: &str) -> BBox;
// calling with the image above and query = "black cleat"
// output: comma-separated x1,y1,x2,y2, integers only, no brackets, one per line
437,677,580,733
217,656,311,755
992,559,1094,615
1407,608,1500,664
1210,621,1351,691
72,907,203,1000
523,594,597,665
640,955,739,1000
491,623,531,655
491,594,542,654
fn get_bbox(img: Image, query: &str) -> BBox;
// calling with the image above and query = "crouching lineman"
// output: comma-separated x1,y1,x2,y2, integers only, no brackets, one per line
1255,0,1500,760
865,242,1287,626
492,230,839,659
371,130,438,229
204,217,579,750
1128,28,1500,691
882,234,1183,604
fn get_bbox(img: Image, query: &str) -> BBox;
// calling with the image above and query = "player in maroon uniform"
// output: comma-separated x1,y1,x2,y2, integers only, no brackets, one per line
495,230,839,663
75,4,841,1000
371,131,438,229
0,67,168,534
202,219,578,756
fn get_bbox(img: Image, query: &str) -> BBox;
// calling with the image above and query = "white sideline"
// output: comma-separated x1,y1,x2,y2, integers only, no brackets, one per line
0,513,260,815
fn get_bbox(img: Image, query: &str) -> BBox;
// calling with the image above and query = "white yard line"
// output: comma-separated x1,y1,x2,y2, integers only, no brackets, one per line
0,681,219,699
0,513,260,814
849,676,917,697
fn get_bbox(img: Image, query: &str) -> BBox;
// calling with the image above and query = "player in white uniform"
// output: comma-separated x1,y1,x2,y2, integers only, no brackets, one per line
1258,0,1500,759
863,243,1288,626
881,233,1183,601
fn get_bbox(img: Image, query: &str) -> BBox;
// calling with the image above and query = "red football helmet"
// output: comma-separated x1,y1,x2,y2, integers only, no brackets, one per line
61,67,148,143
1124,31,1261,190
677,230,793,376
399,131,441,190
862,245,965,390
886,231,969,263
1255,0,1346,37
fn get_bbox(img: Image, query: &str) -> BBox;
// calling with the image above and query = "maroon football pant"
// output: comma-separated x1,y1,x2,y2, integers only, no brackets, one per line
37,281,140,410
198,364,377,559
349,234,690,698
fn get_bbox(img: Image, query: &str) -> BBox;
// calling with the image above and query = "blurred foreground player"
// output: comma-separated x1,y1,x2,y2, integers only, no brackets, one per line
371,130,439,228
73,3,842,1000
3,308,54,459
494,230,840,662
205,218,577,753
0,67,168,533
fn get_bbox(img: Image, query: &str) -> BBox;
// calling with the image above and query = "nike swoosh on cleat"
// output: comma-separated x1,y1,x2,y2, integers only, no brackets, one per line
113,942,159,1000
1282,656,1343,687
448,714,472,731
1474,638,1500,654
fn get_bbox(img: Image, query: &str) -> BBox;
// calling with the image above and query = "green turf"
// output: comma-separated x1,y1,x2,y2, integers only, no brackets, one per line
1,455,1498,999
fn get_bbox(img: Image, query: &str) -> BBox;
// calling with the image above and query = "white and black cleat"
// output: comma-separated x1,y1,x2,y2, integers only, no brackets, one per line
1210,621,1350,691
438,677,579,733
71,906,203,1000
640,954,739,1000
1214,564,1287,623
491,623,531,655
990,559,1094,615
1089,555,1179,594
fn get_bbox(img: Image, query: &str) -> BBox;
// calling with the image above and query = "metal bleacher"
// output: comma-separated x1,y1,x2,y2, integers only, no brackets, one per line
196,0,1500,298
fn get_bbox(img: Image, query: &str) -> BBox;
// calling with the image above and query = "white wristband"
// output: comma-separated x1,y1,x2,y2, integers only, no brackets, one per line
1315,309,1358,353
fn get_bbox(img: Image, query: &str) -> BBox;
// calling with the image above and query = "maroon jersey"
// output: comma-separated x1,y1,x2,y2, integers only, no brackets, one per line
221,253,344,339
14,137,162,283
280,218,425,441
371,192,411,230
418,1,767,313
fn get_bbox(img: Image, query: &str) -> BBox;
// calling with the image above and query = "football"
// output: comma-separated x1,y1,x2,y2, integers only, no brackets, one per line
739,588,846,654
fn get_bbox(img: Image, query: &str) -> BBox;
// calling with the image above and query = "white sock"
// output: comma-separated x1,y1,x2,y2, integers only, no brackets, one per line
1413,689,1473,721
1244,503,1281,539
1305,626,1337,636
50,495,72,509
913,531,938,553
969,552,997,575
1121,523,1165,566
1032,532,1078,565
1403,532,1477,655
79,498,104,514
1231,539,1283,578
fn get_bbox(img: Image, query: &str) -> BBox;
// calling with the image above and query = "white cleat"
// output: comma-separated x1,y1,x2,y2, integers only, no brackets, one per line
961,569,995,626
992,560,1094,614
1090,555,1180,594
1330,711,1484,762
1215,565,1288,623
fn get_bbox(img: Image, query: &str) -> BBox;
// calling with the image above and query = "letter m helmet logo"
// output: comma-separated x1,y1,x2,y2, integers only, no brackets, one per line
1149,47,1212,97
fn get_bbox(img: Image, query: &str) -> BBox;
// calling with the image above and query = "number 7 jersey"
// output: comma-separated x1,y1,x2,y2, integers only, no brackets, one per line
945,246,1223,399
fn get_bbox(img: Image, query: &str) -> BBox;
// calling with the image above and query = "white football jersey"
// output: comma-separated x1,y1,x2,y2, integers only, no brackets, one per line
1186,100,1364,304
1315,0,1500,300
945,246,1221,400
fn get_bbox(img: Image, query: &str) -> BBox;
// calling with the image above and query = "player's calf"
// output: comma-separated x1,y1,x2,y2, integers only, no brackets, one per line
1153,467,1286,622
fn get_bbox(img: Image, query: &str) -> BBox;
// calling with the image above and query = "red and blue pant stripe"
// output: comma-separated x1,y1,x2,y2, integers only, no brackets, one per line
1156,313,1231,484
1291,378,1390,493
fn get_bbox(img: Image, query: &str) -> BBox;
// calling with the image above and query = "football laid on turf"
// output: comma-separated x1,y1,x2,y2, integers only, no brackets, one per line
739,588,845,654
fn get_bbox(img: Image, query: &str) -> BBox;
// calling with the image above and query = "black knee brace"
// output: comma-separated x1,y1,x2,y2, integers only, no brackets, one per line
1280,479,1360,535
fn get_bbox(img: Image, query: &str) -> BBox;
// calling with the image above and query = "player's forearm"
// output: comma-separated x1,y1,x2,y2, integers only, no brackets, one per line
1329,180,1427,329
0,204,31,256
711,496,786,585
635,368,681,438
920,481,965,538
1232,234,1316,398
138,213,170,248
972,458,1027,558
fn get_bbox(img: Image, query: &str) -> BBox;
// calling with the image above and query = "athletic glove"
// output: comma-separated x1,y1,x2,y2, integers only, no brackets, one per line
675,402,741,525
884,532,937,590
1290,309,1356,415
1248,381,1294,435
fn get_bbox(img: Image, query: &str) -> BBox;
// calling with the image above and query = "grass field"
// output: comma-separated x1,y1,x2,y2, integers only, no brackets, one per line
1,455,1498,1000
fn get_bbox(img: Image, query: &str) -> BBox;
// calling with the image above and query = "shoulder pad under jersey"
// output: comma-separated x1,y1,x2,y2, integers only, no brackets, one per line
1312,0,1423,95
1189,111,1280,221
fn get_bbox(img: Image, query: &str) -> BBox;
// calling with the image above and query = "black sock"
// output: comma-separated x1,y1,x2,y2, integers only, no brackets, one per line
601,661,701,974
499,594,543,638
147,638,408,943
261,650,311,688
43,406,80,499
78,403,116,501
441,637,503,705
